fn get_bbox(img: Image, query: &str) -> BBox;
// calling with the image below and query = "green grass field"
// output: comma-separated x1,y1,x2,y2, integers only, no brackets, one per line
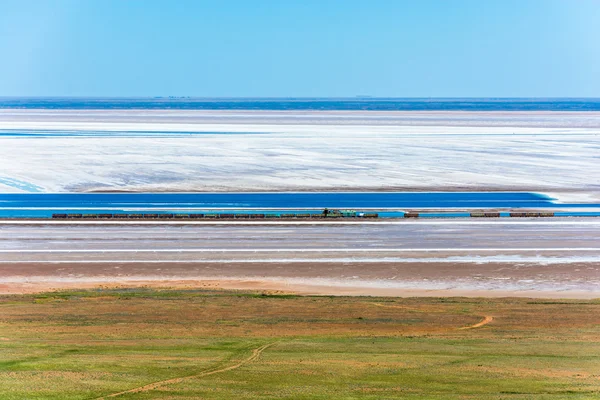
1,289,599,399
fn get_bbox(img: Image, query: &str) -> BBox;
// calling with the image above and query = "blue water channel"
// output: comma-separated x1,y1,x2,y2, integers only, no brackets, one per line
1,192,599,218
3,98,600,111
0,130,267,138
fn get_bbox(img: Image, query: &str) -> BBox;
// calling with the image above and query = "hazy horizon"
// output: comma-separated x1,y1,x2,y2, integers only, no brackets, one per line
1,0,599,97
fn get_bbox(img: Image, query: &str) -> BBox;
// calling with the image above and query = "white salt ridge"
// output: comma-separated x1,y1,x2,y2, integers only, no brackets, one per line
1,247,599,253
1,255,599,264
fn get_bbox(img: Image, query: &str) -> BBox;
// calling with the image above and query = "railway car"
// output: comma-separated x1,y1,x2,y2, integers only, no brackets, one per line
484,212,500,218
510,212,527,217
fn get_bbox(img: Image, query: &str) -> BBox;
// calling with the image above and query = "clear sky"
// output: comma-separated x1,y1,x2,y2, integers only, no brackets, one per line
1,0,599,97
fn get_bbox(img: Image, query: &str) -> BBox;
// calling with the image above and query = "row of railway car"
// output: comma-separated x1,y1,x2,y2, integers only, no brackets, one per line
404,212,555,218
51,211,379,219
49,210,557,219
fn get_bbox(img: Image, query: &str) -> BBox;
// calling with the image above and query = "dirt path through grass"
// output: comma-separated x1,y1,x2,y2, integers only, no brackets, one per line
96,342,276,399
371,302,493,331
459,315,493,330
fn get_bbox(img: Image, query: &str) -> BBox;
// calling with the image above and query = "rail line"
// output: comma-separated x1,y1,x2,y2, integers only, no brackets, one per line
2,219,600,226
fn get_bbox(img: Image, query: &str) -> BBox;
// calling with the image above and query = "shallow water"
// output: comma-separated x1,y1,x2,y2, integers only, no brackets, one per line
2,97,600,111
0,130,265,137
0,192,599,218
0,191,556,208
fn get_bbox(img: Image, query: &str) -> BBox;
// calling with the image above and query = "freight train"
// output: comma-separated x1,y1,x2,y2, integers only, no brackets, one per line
51,209,379,219
49,209,559,220
402,211,555,218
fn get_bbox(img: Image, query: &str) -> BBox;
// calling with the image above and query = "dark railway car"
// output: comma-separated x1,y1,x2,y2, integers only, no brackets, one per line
404,212,419,218
326,210,343,218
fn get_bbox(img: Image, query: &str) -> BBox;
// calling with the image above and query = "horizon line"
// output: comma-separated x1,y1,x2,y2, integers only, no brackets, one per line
1,96,600,101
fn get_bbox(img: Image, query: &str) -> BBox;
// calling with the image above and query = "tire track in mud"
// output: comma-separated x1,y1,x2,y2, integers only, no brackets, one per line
370,302,493,331
458,315,493,330
95,342,275,399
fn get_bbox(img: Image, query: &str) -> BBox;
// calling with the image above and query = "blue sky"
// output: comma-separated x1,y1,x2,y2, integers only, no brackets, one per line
0,0,598,97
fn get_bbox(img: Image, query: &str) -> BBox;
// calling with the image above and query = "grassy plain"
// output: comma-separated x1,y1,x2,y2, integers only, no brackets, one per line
0,288,599,399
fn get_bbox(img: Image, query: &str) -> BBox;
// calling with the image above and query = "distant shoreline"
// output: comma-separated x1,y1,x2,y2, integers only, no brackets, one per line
2,97,600,111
